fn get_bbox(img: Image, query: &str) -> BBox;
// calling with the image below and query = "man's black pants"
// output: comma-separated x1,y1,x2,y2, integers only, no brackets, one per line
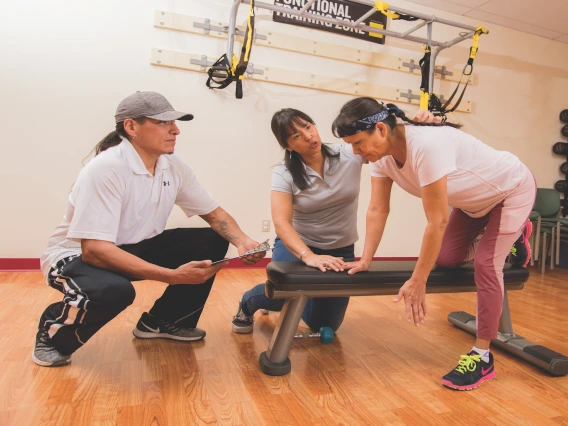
40,228,229,355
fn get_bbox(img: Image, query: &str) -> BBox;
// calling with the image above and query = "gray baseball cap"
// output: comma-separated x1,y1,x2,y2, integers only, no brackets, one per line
114,91,194,123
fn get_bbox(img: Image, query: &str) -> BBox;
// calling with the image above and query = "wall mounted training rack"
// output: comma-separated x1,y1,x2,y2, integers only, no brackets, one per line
226,0,488,102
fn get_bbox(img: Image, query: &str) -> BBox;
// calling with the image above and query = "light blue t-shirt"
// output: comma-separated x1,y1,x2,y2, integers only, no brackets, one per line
271,143,365,250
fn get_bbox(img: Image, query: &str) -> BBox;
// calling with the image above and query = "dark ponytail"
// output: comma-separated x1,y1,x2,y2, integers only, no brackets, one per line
94,122,127,156
84,117,146,162
271,108,339,191
332,97,461,138
385,102,462,129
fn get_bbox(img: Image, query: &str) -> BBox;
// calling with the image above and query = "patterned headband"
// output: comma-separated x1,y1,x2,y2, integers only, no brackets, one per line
337,107,403,138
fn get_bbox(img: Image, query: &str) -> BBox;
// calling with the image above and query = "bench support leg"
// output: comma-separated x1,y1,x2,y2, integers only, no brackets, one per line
259,295,308,376
448,291,568,376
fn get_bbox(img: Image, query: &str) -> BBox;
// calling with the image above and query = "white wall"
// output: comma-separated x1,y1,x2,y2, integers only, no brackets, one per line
2,0,568,259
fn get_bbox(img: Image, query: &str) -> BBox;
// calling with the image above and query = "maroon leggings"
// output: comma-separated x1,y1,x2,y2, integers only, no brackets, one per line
435,168,536,340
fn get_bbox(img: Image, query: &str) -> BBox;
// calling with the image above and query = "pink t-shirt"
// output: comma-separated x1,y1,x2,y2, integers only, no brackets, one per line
370,125,527,218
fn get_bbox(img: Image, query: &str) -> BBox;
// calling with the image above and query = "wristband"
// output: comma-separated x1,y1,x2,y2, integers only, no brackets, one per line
299,249,312,262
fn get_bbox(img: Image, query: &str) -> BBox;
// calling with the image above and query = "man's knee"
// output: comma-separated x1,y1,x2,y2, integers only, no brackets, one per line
91,276,136,309
62,259,136,309
205,228,229,249
204,228,229,260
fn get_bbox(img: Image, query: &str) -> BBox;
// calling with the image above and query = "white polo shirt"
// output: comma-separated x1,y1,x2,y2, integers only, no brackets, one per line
271,143,365,250
41,139,218,276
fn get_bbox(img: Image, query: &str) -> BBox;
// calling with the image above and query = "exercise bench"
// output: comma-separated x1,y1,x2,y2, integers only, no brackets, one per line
259,261,568,377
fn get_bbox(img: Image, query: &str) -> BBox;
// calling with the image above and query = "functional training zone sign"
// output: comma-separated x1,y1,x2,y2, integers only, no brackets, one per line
273,0,387,44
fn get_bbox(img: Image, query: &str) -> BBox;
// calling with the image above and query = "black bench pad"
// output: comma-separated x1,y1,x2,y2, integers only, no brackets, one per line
266,261,529,296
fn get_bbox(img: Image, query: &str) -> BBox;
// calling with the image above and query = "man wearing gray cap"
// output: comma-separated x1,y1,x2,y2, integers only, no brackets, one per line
33,91,265,367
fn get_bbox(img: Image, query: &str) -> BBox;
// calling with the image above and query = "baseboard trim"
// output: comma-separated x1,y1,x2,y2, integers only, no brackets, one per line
0,258,41,272
0,257,419,272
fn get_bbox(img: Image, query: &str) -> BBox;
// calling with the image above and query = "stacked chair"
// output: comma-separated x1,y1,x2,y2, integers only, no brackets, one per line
531,188,568,274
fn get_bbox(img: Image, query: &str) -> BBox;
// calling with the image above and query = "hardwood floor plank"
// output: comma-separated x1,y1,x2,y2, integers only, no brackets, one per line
116,405,143,426
91,383,120,425
46,378,78,406
141,381,168,426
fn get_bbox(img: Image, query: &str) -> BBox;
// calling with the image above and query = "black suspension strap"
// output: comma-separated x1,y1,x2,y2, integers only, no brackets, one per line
429,26,487,117
206,0,255,99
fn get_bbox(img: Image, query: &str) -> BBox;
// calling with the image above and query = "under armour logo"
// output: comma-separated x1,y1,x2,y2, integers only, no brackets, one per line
163,181,170,186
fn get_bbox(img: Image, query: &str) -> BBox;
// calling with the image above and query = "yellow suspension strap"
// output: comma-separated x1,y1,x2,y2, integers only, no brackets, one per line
431,25,488,116
206,0,255,99
374,2,399,19
232,0,256,98
418,45,431,111
374,1,418,21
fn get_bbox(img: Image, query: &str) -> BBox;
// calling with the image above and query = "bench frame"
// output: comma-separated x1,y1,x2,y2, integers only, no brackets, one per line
259,279,568,377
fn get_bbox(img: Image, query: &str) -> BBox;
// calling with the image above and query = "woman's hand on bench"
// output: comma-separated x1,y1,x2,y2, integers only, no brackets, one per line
303,253,346,272
345,259,371,275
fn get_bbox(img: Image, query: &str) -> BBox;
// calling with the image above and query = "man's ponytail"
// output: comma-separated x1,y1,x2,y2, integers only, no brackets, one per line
86,117,147,162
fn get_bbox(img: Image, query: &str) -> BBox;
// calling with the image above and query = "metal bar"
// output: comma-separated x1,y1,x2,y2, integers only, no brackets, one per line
542,231,547,274
221,0,486,103
551,228,555,270
388,5,478,31
354,7,378,26
226,0,242,62
401,20,429,38
231,0,484,57
266,296,308,363
429,46,444,104
299,0,317,14
535,216,541,261
189,55,216,70
556,222,560,265
530,230,535,266
245,0,447,46
269,283,525,300
443,30,475,49
276,0,480,32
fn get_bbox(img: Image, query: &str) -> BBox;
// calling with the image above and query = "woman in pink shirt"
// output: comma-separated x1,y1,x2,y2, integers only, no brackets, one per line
333,97,534,391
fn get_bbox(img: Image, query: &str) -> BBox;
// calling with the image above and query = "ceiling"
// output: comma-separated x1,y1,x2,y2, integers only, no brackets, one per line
402,0,568,44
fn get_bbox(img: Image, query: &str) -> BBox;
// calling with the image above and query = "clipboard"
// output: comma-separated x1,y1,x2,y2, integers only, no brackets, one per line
211,239,272,265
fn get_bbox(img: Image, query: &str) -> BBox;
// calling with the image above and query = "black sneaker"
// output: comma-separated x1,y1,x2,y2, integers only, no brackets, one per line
510,219,532,268
32,327,72,367
442,351,496,390
231,303,254,334
132,312,205,341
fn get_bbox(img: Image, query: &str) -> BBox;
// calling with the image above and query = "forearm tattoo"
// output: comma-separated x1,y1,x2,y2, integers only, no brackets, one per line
216,219,241,243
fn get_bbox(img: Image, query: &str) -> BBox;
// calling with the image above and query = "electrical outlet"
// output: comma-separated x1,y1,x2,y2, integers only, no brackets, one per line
262,220,270,232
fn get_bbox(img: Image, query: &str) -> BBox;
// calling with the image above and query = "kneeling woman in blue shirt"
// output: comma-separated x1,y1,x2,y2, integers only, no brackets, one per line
232,108,365,334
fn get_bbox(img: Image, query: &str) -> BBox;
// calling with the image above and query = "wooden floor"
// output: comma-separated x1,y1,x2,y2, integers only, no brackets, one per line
1,266,567,426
